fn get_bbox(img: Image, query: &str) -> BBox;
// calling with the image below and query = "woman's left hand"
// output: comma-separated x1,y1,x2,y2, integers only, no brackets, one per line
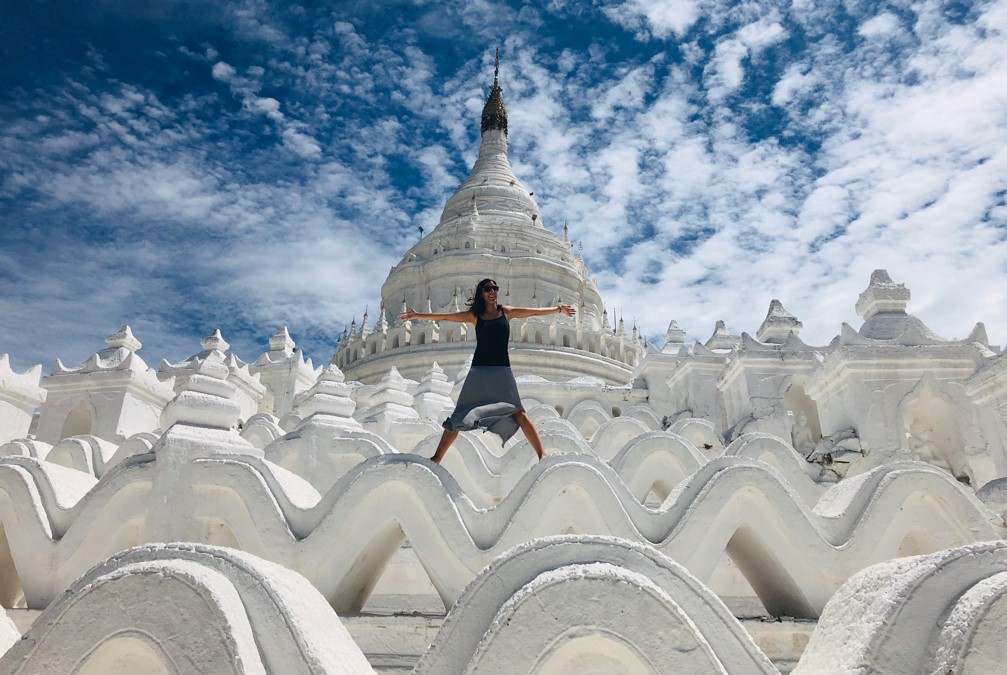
558,304,576,317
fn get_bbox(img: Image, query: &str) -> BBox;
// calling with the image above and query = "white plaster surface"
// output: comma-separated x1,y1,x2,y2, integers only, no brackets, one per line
794,540,1007,674
416,535,777,674
0,543,375,674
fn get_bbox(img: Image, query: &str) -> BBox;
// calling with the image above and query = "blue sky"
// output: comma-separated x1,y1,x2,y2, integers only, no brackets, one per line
2,0,1006,373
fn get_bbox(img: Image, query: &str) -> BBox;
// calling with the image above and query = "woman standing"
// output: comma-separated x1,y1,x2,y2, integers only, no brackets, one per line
400,278,576,463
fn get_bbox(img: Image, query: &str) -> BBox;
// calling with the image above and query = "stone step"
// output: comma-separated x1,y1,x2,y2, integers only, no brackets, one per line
342,613,444,674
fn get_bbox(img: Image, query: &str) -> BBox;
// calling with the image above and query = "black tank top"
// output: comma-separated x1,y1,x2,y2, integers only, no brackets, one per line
472,308,510,367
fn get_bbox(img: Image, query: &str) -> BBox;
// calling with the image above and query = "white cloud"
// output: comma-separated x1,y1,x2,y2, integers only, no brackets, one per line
282,126,323,159
211,61,236,81
603,0,704,39
706,18,787,101
858,12,901,38
590,64,655,121
771,64,816,106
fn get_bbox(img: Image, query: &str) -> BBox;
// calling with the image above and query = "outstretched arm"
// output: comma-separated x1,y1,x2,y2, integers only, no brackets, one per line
504,304,576,319
399,308,476,325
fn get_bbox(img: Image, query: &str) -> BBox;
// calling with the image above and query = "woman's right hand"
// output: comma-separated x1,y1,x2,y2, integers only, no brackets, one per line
400,308,418,321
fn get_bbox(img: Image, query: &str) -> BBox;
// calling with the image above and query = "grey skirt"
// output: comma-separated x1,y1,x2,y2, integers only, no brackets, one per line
443,366,524,443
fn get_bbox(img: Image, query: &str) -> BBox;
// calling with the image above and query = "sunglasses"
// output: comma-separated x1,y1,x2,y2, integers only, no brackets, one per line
482,285,500,292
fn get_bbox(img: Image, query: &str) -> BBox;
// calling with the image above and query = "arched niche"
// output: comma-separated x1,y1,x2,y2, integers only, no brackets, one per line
76,634,172,675
61,400,93,441
537,633,654,675
900,378,972,484
782,377,822,452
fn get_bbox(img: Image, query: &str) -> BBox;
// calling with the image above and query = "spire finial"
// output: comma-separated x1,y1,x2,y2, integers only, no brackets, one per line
481,47,508,135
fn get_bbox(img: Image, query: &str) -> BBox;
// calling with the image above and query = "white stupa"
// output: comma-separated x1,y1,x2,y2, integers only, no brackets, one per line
334,52,644,385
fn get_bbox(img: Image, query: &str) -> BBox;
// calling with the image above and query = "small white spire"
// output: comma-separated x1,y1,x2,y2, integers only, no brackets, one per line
200,328,230,353
269,326,295,353
105,325,142,352
360,306,370,338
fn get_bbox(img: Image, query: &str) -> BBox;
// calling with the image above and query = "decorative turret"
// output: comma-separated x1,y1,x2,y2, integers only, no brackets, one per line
756,300,803,344
158,328,265,423
414,362,455,421
852,270,951,343
293,364,359,428
662,321,687,353
856,269,910,320
269,325,296,353
36,326,175,444
105,325,142,353
705,321,741,352
250,326,319,418
358,367,419,438
159,352,243,434
200,329,229,353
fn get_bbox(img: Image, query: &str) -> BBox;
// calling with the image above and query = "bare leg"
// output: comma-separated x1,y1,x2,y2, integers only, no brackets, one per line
430,429,459,464
513,411,546,460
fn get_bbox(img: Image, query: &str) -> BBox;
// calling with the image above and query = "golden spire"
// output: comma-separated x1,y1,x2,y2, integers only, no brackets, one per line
480,47,508,135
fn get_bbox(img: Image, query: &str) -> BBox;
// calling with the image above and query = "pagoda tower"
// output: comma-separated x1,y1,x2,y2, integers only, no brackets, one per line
335,51,643,384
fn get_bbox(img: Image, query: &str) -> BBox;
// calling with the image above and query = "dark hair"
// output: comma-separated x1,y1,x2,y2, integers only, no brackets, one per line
467,278,497,316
